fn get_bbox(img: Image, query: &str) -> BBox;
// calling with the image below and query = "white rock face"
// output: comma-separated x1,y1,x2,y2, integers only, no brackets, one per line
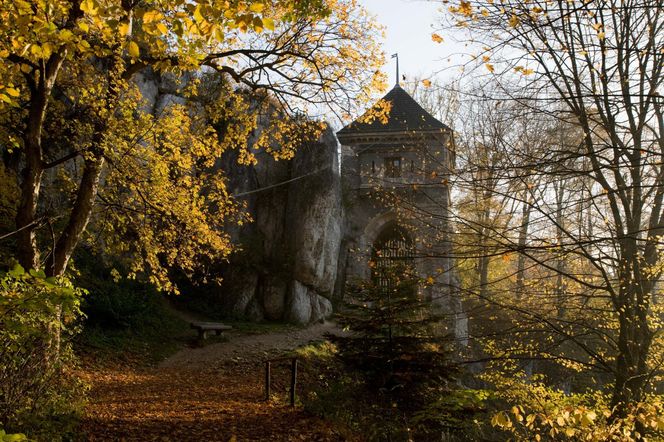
285,282,334,325
290,181,342,294
286,281,313,324
311,294,333,323
219,127,342,324
281,129,341,323
135,71,159,112
230,272,258,318
135,70,341,324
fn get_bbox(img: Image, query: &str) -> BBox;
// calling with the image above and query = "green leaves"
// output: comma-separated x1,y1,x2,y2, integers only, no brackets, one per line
28,268,46,278
8,263,25,278
1,263,85,320
0,266,86,438
0,429,29,442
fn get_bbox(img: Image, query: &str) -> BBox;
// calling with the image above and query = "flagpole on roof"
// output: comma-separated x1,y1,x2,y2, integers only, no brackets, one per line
391,53,399,86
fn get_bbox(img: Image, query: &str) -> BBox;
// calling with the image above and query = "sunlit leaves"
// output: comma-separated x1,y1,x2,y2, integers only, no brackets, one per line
127,41,139,58
96,87,234,290
80,0,98,15
249,3,265,13
489,374,664,441
0,0,385,293
355,99,392,125
450,0,473,16
262,17,275,31
4,87,19,98
0,85,20,107
0,0,317,96
514,65,534,75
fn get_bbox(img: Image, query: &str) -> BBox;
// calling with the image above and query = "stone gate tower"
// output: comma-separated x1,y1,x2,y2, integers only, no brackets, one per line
336,84,467,343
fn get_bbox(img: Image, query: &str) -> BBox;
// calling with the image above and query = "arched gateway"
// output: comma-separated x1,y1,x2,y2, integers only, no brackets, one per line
336,83,467,344
371,222,415,293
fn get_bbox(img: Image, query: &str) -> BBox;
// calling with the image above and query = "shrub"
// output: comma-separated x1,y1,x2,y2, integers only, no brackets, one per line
413,389,493,440
0,264,87,439
73,252,191,366
486,371,664,441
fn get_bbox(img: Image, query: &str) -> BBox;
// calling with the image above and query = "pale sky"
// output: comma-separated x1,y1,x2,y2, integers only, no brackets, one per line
358,0,465,88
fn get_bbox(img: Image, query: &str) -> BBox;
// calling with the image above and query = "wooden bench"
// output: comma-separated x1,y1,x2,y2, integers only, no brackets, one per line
190,321,233,339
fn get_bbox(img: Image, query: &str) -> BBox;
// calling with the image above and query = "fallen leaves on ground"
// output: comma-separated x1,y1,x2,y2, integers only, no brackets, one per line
79,360,352,441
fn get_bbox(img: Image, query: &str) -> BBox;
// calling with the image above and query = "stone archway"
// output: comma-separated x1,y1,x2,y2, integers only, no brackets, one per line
348,211,399,280
363,211,399,248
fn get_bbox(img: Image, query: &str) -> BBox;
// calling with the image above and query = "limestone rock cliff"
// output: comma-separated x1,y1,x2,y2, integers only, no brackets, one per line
136,70,343,324
218,127,342,324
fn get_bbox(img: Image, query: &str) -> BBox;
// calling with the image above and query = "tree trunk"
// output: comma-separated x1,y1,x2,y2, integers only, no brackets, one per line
478,182,492,298
554,183,566,318
478,247,489,299
47,157,105,277
611,265,653,421
515,193,531,300
15,53,66,270
16,155,43,270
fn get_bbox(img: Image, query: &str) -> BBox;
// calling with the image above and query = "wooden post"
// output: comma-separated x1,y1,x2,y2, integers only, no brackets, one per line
290,358,298,407
265,361,271,401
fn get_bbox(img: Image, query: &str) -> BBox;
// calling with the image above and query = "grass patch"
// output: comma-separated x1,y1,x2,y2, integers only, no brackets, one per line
288,340,366,440
291,340,338,360
76,291,301,367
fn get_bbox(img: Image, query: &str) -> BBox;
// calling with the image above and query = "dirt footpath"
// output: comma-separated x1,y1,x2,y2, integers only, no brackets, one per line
160,321,346,369
80,321,353,441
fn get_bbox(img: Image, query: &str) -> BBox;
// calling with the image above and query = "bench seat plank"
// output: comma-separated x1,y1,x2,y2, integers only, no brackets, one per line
190,322,233,339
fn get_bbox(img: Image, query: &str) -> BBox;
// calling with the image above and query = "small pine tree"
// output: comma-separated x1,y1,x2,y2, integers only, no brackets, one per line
330,263,457,437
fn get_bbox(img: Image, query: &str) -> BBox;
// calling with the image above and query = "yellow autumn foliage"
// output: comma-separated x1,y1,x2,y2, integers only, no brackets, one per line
0,0,386,287
487,371,664,442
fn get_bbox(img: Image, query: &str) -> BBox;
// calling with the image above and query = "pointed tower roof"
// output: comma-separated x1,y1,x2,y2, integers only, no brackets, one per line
337,84,449,138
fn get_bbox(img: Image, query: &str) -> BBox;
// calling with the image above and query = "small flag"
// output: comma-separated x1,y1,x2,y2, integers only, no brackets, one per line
391,53,398,58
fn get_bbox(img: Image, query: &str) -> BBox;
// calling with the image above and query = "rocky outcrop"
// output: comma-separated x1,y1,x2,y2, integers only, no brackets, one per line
219,127,343,324
135,70,342,324
287,130,343,295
